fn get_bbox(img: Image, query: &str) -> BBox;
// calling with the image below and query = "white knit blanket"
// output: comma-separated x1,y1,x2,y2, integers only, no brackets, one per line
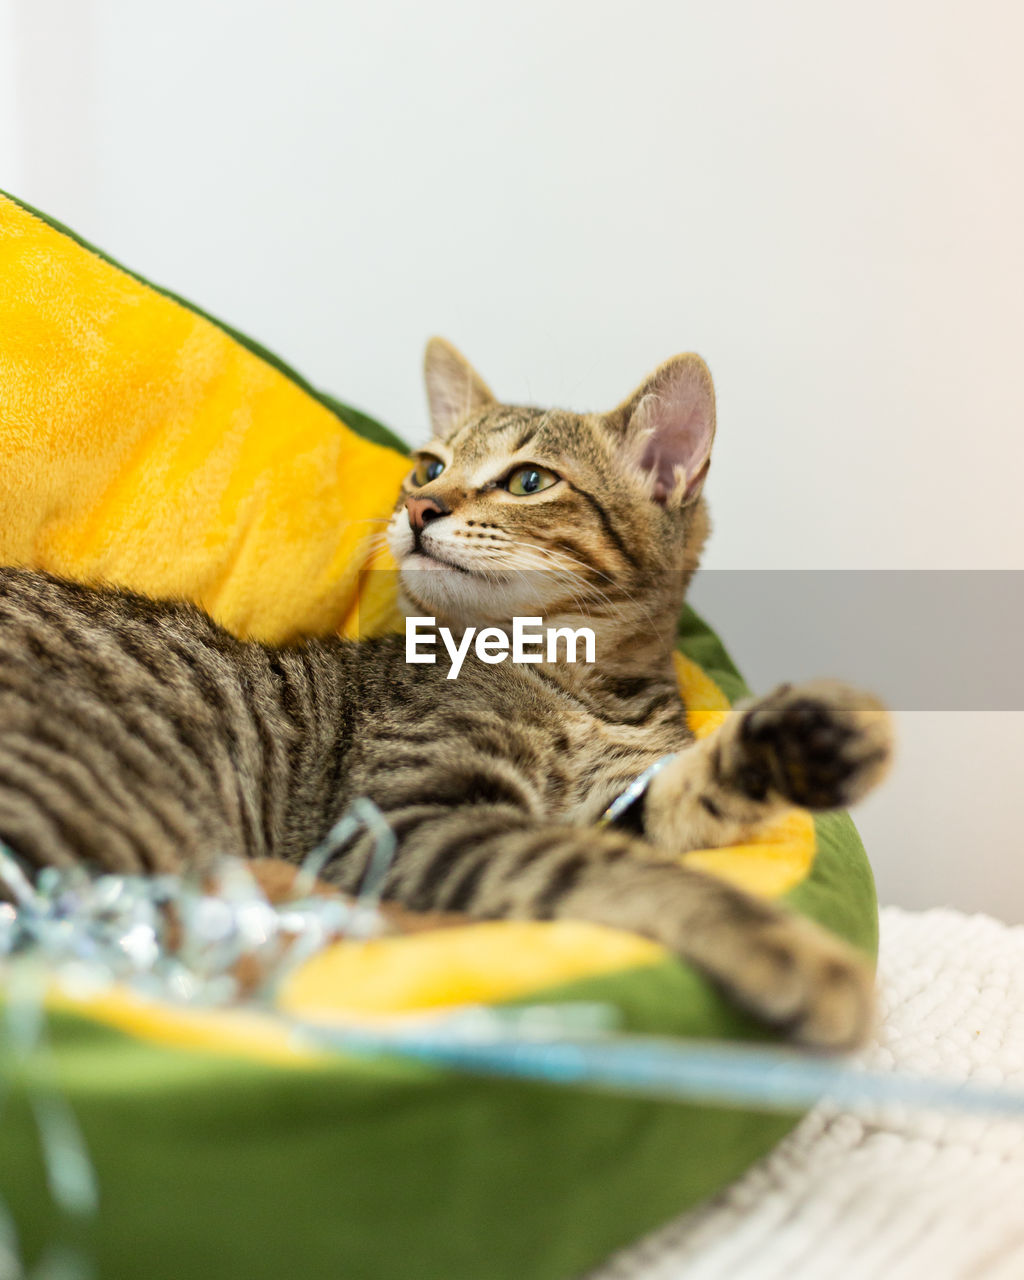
587,907,1024,1280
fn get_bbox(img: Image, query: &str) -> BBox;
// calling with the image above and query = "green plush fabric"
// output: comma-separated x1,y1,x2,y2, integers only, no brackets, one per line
2,1005,798,1280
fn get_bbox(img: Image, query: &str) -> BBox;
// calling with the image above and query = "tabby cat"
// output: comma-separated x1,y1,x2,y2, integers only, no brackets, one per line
0,339,891,1048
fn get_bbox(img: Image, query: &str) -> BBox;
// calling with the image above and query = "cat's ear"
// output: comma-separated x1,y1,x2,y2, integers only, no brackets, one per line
613,354,716,507
424,337,496,438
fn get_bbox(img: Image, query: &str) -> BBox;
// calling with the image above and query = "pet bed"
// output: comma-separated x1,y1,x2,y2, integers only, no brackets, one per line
0,191,878,1280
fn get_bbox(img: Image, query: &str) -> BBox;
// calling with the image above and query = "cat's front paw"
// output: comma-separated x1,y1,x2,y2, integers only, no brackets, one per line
707,912,876,1050
735,680,893,811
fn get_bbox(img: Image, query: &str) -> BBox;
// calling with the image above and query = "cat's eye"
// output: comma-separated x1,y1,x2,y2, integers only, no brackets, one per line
505,466,560,496
411,455,445,486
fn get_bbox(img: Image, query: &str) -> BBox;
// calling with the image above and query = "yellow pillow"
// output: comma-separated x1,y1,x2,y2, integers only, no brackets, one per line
0,191,408,643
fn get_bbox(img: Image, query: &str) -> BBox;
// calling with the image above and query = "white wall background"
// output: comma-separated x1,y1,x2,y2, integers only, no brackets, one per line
2,0,1022,918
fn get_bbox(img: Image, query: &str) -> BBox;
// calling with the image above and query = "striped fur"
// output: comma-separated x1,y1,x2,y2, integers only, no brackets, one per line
0,343,893,1048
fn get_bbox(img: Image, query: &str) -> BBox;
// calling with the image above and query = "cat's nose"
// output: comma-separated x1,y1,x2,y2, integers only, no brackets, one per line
405,495,448,532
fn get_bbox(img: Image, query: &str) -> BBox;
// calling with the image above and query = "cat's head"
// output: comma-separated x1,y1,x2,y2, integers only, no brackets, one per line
386,338,715,642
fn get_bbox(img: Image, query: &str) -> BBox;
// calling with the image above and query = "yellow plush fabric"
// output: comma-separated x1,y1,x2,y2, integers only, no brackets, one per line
278,920,665,1021
0,193,408,643
50,921,665,1063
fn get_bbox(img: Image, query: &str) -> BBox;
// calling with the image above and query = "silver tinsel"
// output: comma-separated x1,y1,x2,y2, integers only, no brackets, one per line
0,800,402,1280
0,799,398,1010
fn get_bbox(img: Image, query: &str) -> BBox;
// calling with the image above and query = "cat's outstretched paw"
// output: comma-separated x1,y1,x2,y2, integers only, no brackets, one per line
708,912,876,1050
734,680,893,811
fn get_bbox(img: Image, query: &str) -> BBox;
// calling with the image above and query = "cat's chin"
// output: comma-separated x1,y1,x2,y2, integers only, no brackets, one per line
397,561,560,630
401,550,473,574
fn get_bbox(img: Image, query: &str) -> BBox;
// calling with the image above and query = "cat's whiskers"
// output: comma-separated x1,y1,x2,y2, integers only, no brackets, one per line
518,541,665,638
412,527,591,618
354,531,392,559
470,542,627,636
481,539,660,637
340,517,391,553
460,539,600,611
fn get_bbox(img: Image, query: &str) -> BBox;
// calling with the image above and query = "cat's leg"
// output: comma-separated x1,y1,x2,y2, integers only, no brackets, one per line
642,679,893,854
334,685,888,1049
334,801,873,1049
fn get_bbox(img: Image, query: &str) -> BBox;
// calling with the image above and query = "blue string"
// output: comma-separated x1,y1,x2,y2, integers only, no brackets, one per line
297,1023,1024,1119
